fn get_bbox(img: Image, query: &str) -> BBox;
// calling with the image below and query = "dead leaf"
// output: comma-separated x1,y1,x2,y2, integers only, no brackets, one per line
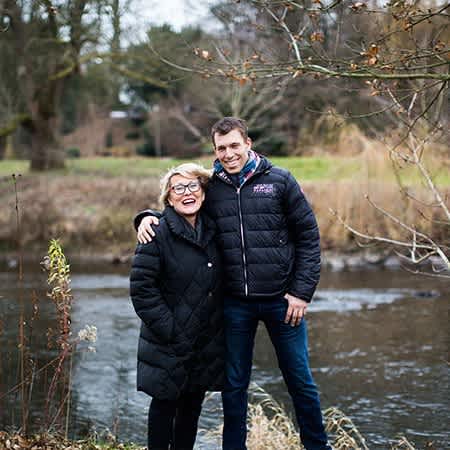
310,31,325,43
434,40,445,52
350,2,367,11
239,76,248,86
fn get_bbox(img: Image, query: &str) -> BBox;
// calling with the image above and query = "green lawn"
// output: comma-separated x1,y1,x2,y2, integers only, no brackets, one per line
0,156,448,185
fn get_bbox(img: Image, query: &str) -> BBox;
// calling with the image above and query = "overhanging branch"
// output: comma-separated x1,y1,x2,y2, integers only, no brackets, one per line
0,113,30,138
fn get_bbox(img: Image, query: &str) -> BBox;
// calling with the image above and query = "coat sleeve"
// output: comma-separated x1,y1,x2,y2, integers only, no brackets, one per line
130,240,174,343
133,209,163,231
282,172,321,302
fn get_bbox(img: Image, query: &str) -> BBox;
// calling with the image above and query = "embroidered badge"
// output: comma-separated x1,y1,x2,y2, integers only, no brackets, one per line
253,184,274,194
217,171,231,183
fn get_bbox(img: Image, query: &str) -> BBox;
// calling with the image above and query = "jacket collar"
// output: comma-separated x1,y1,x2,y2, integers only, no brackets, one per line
213,152,272,185
163,206,215,248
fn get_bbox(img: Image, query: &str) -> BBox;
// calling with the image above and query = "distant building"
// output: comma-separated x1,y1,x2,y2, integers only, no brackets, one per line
110,111,128,119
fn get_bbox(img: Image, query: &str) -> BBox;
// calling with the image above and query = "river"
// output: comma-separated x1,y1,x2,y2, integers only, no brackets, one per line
0,261,448,449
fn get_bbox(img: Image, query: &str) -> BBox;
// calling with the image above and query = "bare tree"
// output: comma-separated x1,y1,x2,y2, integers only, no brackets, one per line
186,0,449,273
0,1,103,169
0,0,157,170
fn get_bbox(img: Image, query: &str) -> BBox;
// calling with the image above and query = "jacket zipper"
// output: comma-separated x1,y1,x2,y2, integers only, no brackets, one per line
215,166,270,298
236,186,249,296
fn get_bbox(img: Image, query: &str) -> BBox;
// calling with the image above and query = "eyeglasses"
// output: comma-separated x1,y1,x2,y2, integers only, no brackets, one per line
170,180,202,195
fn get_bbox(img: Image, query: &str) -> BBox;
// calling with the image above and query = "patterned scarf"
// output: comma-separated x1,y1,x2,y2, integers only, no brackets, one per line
214,150,261,187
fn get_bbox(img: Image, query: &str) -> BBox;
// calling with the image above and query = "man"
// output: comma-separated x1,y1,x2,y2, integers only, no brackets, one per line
135,117,331,450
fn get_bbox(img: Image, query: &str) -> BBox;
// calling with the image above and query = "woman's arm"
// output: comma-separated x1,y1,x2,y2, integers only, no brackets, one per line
130,240,174,343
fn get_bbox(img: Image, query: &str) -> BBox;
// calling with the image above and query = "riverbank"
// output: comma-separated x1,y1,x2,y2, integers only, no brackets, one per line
0,248,419,272
0,403,422,450
0,431,143,449
1,155,448,259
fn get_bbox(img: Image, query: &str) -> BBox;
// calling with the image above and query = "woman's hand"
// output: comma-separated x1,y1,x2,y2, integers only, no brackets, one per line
137,216,160,243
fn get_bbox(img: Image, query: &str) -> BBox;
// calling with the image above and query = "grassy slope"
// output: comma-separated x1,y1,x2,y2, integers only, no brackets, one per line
1,155,448,185
1,155,448,255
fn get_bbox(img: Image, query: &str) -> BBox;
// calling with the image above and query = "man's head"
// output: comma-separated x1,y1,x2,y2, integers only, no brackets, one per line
211,117,252,174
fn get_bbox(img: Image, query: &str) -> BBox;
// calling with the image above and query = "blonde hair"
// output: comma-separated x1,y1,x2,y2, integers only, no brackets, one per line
159,163,212,207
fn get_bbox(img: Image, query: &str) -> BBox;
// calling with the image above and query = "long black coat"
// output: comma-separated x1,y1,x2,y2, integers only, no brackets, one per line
129,207,225,400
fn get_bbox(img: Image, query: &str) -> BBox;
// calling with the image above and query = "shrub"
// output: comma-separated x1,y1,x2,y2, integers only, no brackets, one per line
125,130,140,140
105,130,113,148
136,142,156,157
65,147,81,158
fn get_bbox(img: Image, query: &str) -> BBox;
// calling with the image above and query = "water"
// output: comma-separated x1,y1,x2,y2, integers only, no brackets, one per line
0,261,449,449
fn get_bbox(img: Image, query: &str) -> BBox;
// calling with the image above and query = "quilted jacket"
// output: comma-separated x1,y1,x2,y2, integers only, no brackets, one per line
203,155,321,301
129,206,225,400
134,154,321,302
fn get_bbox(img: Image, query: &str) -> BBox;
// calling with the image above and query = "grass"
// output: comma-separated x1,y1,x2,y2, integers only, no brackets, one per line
0,152,448,255
1,393,421,449
200,385,421,450
0,431,144,449
1,153,448,185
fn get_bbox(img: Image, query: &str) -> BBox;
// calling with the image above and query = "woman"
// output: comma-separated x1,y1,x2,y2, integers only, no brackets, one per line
130,163,225,450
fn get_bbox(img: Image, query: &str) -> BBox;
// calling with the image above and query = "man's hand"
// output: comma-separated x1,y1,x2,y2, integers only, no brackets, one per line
284,293,308,327
137,216,160,244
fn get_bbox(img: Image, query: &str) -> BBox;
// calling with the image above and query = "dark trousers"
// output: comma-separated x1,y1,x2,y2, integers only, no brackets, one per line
221,297,331,450
147,391,205,450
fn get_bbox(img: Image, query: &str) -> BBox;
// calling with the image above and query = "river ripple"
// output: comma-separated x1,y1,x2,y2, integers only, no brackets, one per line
0,263,448,449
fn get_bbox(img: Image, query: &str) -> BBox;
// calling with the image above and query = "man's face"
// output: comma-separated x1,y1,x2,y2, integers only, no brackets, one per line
213,129,251,174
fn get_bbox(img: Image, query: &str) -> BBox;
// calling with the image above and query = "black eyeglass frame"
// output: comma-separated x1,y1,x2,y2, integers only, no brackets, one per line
170,180,202,195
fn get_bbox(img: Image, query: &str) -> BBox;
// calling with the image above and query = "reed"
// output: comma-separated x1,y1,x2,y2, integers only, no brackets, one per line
1,234,97,437
0,169,447,256
243,388,421,450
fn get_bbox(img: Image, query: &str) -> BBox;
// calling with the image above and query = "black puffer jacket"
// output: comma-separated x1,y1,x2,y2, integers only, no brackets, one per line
129,206,225,400
135,155,320,302
203,155,320,301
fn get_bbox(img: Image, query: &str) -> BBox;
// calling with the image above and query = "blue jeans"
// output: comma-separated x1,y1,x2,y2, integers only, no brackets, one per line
221,297,331,450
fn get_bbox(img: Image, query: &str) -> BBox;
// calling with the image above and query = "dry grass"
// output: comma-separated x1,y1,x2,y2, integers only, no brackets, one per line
246,401,301,449
325,407,369,449
0,387,425,450
0,175,160,254
0,145,448,257
0,431,144,449
199,386,422,450
301,179,449,252
0,170,447,256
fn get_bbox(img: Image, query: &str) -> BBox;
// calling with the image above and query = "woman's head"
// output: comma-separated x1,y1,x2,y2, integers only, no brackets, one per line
160,163,211,221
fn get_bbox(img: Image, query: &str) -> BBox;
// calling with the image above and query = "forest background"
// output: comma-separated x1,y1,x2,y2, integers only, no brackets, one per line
0,0,449,270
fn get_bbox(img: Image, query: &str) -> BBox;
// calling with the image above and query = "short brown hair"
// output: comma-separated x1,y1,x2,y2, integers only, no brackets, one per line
211,117,248,147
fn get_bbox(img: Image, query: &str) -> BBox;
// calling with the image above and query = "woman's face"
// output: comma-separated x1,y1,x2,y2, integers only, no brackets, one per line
168,174,205,219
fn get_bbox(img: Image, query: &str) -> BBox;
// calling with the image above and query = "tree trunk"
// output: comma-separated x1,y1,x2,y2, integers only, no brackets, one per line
0,137,5,160
29,115,65,171
28,71,65,171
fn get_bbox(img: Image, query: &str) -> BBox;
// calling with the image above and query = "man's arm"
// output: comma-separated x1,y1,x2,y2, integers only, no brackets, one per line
134,209,162,243
283,172,321,303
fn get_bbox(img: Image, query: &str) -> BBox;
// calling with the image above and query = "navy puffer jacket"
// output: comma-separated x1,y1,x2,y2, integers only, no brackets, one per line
135,155,320,302
130,207,225,400
202,155,320,301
